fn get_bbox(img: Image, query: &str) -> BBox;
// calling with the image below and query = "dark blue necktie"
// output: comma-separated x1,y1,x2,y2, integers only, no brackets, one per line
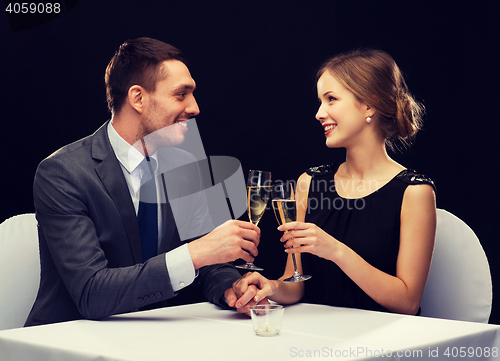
137,157,158,262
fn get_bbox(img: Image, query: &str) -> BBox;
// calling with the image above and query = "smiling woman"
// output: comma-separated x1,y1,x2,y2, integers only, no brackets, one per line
231,49,436,317
317,49,425,151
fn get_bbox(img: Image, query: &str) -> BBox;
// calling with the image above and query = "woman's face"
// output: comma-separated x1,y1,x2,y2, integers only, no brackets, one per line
316,71,371,149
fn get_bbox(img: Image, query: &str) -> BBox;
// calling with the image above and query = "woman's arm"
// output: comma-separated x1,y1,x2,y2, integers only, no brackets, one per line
280,183,436,314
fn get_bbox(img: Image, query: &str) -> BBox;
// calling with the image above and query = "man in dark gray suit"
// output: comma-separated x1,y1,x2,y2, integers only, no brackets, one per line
25,38,260,326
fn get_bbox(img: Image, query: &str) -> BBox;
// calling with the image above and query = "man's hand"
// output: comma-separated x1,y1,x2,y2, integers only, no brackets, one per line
188,220,260,270
226,272,277,315
224,285,269,316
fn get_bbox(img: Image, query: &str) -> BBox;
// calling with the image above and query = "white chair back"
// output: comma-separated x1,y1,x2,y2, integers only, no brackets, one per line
0,213,40,330
420,209,492,323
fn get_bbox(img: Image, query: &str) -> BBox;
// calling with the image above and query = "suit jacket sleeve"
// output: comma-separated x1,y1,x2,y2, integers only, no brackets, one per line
197,263,241,308
31,138,177,323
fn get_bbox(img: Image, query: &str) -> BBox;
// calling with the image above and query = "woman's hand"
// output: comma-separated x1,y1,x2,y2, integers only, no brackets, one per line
230,272,277,315
278,221,341,262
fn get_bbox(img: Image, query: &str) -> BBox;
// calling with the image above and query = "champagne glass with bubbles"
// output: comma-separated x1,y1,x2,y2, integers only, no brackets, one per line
272,181,311,283
236,170,272,271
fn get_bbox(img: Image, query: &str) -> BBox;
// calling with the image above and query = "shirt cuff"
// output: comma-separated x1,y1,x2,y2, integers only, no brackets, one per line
165,244,196,292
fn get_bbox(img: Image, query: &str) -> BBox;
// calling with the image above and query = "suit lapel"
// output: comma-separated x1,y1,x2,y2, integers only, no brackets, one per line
92,122,143,263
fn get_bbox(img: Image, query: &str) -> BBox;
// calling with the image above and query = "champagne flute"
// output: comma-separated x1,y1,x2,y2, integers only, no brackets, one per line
236,170,272,271
272,181,311,283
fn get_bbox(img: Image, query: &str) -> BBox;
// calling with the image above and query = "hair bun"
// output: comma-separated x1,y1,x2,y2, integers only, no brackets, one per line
395,91,424,140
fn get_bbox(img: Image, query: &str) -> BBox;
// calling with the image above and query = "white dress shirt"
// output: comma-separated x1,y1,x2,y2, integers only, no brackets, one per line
107,121,195,292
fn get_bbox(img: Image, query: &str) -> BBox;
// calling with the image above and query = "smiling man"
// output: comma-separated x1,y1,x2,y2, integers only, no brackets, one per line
25,38,260,326
112,57,196,152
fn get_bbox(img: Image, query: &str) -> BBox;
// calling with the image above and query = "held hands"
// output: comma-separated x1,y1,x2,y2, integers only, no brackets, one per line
225,272,275,315
279,222,340,262
226,223,332,314
188,220,261,270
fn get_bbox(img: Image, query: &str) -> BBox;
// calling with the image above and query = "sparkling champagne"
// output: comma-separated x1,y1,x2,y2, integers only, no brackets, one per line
272,199,296,225
247,186,271,225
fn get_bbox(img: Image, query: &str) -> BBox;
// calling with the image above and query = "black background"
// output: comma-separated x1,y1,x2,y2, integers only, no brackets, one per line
2,1,499,323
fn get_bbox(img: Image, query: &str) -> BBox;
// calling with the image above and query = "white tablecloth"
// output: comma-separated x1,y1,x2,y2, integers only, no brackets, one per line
0,302,499,360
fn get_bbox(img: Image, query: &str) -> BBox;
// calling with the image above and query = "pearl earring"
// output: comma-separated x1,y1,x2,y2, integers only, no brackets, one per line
366,116,372,124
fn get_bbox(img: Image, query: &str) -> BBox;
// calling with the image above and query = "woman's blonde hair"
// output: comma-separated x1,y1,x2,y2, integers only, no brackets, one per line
317,49,425,150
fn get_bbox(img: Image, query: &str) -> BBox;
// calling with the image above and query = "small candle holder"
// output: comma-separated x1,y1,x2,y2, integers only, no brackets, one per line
250,304,284,337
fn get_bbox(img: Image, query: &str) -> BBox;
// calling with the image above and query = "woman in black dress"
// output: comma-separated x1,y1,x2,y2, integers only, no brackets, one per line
232,49,436,315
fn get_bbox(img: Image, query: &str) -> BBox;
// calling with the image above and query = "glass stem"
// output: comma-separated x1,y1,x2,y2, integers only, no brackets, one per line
291,253,298,272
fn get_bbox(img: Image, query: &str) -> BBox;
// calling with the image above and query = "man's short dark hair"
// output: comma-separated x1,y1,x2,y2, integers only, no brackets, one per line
105,37,187,114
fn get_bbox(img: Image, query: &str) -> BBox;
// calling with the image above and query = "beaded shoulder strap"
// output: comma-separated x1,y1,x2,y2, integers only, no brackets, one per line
396,169,436,192
306,164,337,176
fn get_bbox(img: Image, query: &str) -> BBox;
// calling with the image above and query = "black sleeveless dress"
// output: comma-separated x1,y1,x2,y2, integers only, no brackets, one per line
301,164,435,313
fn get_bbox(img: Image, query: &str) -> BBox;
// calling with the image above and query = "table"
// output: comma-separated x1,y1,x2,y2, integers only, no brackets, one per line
0,302,499,360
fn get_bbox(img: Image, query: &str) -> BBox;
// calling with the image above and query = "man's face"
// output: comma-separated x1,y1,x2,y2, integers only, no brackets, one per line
139,60,200,152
